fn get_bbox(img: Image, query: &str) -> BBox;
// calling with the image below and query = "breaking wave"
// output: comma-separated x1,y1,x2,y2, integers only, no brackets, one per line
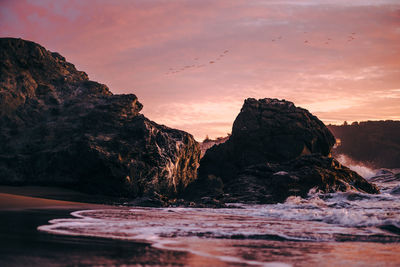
38,167,400,266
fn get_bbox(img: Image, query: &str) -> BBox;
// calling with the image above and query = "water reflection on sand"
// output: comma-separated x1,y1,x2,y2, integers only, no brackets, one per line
38,207,400,266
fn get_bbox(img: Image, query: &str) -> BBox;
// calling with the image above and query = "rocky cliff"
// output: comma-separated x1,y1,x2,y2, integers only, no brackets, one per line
189,98,379,204
328,121,400,168
0,38,200,202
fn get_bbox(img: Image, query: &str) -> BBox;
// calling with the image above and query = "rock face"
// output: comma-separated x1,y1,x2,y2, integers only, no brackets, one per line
192,98,379,203
199,98,336,181
0,38,200,200
222,155,379,203
328,121,400,169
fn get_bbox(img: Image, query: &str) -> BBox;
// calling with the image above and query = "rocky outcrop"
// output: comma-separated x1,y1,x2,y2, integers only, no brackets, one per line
0,38,200,201
328,121,400,169
223,155,379,203
190,98,379,204
199,98,336,181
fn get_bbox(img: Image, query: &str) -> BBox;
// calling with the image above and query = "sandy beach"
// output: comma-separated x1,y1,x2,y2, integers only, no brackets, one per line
0,186,230,267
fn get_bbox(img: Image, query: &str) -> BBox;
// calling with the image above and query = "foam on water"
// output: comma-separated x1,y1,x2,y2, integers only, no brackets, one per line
38,208,297,266
336,154,377,178
38,168,400,266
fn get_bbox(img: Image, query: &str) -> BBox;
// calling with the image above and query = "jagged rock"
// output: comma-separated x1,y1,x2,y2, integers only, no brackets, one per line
328,121,400,169
233,98,335,159
0,38,200,199
192,98,379,203
223,155,379,203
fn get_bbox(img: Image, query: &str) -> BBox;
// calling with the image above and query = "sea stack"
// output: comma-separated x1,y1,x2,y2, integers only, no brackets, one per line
0,38,200,202
191,98,379,203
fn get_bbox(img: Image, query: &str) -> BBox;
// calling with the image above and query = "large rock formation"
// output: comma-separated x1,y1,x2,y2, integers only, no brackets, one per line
199,98,336,181
0,38,200,201
190,98,379,204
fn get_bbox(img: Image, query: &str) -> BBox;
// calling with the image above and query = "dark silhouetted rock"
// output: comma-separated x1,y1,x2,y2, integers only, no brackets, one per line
0,38,200,201
199,98,335,181
328,121,400,169
223,155,379,203
191,98,379,204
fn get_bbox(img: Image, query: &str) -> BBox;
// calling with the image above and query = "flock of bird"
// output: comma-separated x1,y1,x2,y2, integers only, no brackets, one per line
165,50,229,75
298,32,357,45
165,32,357,75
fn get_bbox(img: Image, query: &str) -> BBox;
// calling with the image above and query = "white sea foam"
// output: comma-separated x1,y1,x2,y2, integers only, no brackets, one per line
336,154,377,178
39,189,400,242
38,208,296,266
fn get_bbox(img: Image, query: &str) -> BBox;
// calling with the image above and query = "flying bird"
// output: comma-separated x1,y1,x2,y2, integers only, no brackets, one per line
166,50,229,74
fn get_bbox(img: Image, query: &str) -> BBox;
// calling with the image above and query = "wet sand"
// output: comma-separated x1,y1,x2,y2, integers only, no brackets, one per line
0,185,122,205
0,193,99,210
0,186,229,267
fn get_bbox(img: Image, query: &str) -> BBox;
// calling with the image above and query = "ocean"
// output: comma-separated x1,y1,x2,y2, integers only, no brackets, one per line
38,163,400,266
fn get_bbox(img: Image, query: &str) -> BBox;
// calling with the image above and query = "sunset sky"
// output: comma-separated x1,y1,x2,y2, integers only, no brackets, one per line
1,0,400,140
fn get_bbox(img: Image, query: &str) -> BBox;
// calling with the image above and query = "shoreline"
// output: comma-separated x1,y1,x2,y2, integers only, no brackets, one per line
0,185,125,206
1,186,400,266
0,209,194,267
0,186,230,266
